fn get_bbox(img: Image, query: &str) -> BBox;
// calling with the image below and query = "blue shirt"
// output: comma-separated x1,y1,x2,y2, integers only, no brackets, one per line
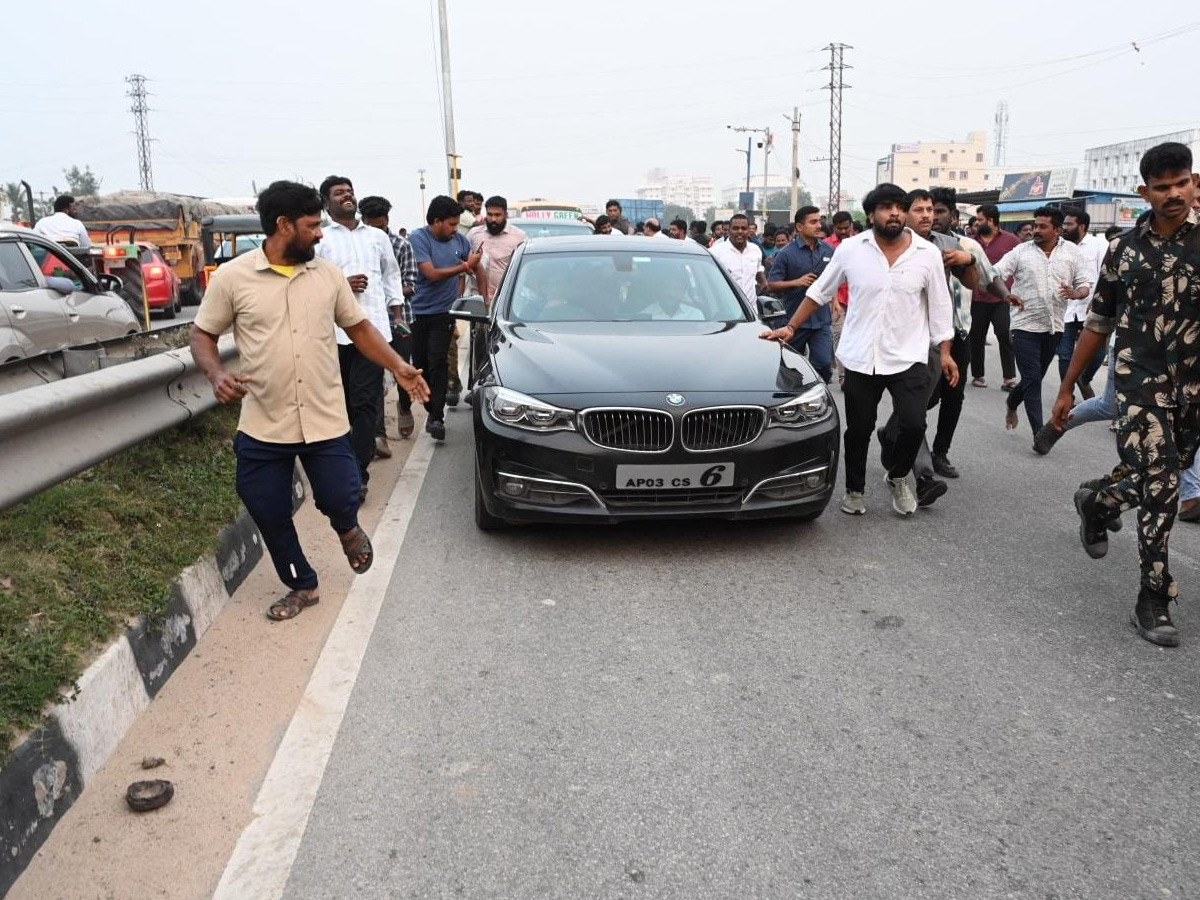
768,238,836,330
409,226,472,315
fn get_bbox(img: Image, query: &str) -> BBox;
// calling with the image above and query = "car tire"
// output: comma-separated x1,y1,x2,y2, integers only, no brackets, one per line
118,260,145,317
474,471,506,531
181,279,202,305
161,292,178,319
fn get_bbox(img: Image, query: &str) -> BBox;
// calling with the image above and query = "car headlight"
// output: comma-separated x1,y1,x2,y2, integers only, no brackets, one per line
484,386,576,432
768,384,831,428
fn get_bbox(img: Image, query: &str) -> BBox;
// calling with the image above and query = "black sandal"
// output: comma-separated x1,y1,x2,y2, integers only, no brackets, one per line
267,589,320,621
339,526,374,574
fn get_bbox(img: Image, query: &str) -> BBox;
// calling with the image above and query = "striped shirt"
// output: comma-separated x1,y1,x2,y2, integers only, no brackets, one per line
314,220,402,344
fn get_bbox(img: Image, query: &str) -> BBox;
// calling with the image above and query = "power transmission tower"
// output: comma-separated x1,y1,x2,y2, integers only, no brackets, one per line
821,43,851,217
125,74,154,191
993,101,1009,167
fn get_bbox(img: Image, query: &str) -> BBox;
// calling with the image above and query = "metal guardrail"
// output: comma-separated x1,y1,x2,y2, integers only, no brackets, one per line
0,336,237,511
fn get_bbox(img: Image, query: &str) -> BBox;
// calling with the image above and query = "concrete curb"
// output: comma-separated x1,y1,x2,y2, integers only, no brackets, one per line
0,472,305,896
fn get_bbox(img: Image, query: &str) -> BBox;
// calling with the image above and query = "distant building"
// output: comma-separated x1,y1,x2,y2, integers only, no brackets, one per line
636,170,717,216
1084,129,1200,194
718,178,795,212
876,131,991,192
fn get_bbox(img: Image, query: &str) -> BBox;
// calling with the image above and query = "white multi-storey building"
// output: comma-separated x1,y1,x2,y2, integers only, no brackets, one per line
636,171,717,216
1084,129,1200,194
876,131,991,191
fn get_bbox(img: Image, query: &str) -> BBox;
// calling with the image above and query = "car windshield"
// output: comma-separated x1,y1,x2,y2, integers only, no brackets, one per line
215,234,264,259
508,250,750,324
515,221,591,238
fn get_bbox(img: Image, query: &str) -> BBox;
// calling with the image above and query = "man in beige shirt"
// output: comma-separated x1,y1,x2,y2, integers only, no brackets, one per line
467,195,527,302
190,180,429,621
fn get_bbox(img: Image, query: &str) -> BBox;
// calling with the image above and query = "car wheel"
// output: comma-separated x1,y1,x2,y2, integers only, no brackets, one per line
173,291,183,315
161,293,178,319
118,260,145,317
474,471,506,531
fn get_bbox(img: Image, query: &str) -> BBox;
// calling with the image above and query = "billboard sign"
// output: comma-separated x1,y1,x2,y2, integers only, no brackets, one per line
1116,202,1151,227
999,168,1078,202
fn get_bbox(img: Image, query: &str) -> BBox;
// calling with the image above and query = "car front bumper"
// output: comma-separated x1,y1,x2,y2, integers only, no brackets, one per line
474,403,840,524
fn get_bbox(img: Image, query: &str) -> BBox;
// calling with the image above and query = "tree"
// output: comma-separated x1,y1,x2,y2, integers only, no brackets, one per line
764,188,813,215
663,204,696,224
63,165,102,197
3,183,26,222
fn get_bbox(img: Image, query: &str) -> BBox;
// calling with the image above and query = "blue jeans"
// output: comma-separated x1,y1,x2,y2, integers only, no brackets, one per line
788,325,834,383
234,431,362,592
1057,320,1105,384
1184,458,1200,503
1065,344,1117,431
1006,330,1059,435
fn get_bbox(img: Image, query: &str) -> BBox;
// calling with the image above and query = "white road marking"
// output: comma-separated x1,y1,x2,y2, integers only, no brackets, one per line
212,433,436,900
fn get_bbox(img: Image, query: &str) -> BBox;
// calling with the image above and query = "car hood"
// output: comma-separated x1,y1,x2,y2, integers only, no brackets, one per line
492,320,816,397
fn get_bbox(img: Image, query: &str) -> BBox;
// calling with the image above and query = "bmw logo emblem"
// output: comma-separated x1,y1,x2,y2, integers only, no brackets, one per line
666,393,685,406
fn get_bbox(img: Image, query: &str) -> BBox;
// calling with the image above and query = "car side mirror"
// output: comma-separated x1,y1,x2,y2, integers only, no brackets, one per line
757,297,787,328
449,294,489,324
97,272,124,294
45,276,78,295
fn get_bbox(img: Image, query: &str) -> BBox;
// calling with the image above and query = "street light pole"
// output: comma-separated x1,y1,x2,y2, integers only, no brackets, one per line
729,125,769,218
418,168,427,215
436,0,459,195
787,107,801,217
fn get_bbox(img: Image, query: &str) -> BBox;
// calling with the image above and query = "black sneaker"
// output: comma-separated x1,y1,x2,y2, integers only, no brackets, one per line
1074,488,1110,559
446,390,460,408
932,452,959,479
916,475,948,508
1032,423,1063,456
876,427,895,472
1131,587,1180,647
1077,478,1123,532
426,419,446,441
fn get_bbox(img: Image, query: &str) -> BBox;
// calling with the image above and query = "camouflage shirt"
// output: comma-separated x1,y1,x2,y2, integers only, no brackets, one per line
1086,210,1200,409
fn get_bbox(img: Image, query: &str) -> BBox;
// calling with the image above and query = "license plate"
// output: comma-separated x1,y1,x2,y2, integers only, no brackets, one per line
615,463,735,491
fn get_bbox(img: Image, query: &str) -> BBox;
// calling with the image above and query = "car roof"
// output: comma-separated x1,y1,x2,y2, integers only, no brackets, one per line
0,222,36,236
520,234,713,255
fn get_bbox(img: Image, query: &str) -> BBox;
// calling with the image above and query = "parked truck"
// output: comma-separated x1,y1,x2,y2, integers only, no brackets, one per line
75,192,244,305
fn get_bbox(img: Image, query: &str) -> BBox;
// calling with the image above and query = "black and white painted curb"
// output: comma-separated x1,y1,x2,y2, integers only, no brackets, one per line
0,472,305,896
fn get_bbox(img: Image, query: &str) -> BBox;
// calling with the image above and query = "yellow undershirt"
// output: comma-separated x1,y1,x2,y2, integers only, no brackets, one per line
269,264,296,278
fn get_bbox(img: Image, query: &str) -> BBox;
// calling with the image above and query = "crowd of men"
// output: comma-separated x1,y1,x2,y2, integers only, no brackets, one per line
190,142,1200,649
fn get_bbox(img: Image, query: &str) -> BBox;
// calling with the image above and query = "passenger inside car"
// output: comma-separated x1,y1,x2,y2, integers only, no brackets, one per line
634,267,705,321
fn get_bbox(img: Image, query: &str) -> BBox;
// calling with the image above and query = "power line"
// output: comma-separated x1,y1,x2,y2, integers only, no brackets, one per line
125,74,154,191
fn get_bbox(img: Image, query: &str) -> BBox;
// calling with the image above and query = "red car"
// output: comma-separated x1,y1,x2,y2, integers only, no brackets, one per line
98,242,183,318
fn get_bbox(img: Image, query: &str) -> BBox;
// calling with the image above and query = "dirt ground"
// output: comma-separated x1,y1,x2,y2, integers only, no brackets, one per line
7,379,444,900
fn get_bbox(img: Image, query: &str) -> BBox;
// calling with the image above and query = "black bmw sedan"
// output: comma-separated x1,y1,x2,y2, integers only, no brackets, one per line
451,235,840,529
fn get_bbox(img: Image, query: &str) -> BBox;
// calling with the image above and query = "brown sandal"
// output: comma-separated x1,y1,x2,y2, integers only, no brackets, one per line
267,590,320,621
339,526,374,574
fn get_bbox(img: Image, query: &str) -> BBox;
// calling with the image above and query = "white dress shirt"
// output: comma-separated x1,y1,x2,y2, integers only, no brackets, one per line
993,237,1090,334
33,212,92,248
710,239,764,301
315,220,402,344
807,229,955,376
1064,232,1108,323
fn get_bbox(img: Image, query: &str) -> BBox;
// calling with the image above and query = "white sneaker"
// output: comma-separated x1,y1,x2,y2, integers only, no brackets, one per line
886,476,917,517
840,491,867,515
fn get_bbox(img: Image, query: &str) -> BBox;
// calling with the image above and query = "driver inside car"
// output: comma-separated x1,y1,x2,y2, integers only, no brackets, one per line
637,268,705,320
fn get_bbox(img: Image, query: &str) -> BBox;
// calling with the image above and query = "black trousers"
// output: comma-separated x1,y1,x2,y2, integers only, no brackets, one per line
842,362,930,493
969,300,1015,381
376,329,413,438
412,312,455,423
932,333,972,455
338,343,384,484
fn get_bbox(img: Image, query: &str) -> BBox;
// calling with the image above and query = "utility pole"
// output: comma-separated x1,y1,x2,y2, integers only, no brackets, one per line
729,125,770,218
821,43,851,217
787,107,801,216
993,100,1009,167
762,127,771,223
435,0,460,196
418,168,427,214
125,74,154,192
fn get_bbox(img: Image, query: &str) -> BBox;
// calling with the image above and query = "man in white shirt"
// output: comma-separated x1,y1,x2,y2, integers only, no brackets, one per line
314,175,404,495
710,213,764,302
1058,209,1108,399
33,195,92,248
993,206,1091,441
761,183,957,518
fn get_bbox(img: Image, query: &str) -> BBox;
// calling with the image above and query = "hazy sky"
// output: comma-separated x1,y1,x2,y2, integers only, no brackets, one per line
4,1,1197,227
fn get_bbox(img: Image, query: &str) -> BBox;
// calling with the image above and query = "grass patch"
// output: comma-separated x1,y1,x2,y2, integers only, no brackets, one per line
0,405,243,747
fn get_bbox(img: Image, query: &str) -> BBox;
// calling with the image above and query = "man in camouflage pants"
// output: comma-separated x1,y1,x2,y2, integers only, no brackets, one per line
1054,141,1200,647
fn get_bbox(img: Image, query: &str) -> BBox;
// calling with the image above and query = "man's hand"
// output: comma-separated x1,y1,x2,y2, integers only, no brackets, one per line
1058,282,1086,300
798,272,818,288
348,273,368,293
1008,293,1025,311
943,249,974,269
759,324,795,343
210,371,250,404
1051,388,1074,431
395,364,431,404
941,349,960,388
466,248,483,270
832,300,845,322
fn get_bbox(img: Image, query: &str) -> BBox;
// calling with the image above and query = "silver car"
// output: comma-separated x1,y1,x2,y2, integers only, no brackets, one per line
0,224,141,364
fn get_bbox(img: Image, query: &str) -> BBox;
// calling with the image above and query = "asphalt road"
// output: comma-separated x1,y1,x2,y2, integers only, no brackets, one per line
283,361,1200,899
